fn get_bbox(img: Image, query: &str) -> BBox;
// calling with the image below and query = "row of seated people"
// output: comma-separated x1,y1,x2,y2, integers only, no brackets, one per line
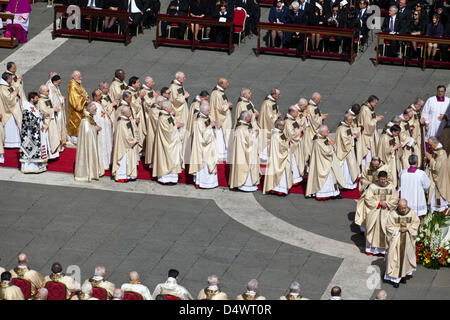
267,0,362,55
158,0,262,43
381,2,450,61
59,0,161,36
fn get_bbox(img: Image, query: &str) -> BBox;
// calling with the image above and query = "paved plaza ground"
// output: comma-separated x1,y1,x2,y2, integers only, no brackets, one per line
0,1,449,300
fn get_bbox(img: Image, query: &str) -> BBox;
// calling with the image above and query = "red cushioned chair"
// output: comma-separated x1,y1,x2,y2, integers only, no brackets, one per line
92,287,108,300
163,294,181,300
45,281,68,300
11,278,32,300
123,291,144,300
233,8,247,47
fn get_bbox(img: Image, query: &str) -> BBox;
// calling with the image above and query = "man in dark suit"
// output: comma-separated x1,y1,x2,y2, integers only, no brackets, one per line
381,5,401,57
119,0,147,36
78,0,105,31
160,0,189,38
235,0,260,36
356,0,372,45
142,0,161,28
285,1,308,54
396,0,411,33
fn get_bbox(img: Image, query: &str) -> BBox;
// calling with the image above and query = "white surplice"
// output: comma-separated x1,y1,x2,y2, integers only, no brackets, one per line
194,165,218,189
120,283,153,300
399,168,430,216
422,96,450,139
314,171,340,198
272,169,289,194
92,101,113,170
4,115,20,148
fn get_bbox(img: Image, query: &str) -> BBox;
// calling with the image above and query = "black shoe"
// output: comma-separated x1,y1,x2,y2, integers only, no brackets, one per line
400,278,406,284
393,283,399,288
334,194,343,199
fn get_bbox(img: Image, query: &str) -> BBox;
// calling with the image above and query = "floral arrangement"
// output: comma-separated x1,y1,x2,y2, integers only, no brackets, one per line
416,210,450,269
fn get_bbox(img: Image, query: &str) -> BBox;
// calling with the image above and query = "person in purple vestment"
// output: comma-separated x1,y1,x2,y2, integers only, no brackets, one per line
4,0,32,43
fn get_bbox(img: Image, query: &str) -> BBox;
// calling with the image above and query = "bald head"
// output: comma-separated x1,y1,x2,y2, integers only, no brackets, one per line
288,105,298,118
35,288,48,300
129,271,140,282
200,101,210,115
398,199,408,214
94,266,106,277
297,98,308,108
218,78,228,89
72,70,81,80
113,288,124,300
270,88,280,100
18,253,28,265
144,76,154,88
376,290,387,300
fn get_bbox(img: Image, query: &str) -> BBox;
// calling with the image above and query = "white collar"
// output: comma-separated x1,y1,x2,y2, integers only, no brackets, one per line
309,99,316,106
267,95,275,101
18,265,28,269
142,84,152,90
199,112,207,117
166,277,177,284
39,94,49,99
387,121,393,127
216,85,224,91
274,128,281,132
93,276,103,281
341,121,350,126
240,96,248,102
0,78,9,86
239,120,249,125
174,79,182,85
119,115,129,120
207,285,219,291
437,143,443,149
246,290,257,296
289,292,300,297
121,100,129,106
387,128,392,136
161,110,169,115
286,113,295,120
347,108,355,116
399,114,406,121
195,95,201,102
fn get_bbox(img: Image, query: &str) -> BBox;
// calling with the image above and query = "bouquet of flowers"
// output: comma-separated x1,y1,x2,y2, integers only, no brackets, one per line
416,210,450,269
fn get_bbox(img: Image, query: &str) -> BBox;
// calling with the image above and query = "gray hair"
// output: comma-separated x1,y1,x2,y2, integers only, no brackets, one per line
298,98,308,107
390,5,398,13
311,92,321,100
175,71,184,80
121,105,131,115
122,91,132,100
144,76,153,85
270,88,279,96
408,154,418,166
391,115,402,123
81,282,93,295
375,290,387,300
429,136,439,144
207,275,219,286
288,281,301,293
413,97,424,105
274,118,284,129
72,70,81,79
87,102,97,113
247,279,259,291
162,100,172,111
36,288,48,299
291,0,299,8
113,289,124,300
344,113,353,122
98,81,108,90
240,88,251,96
94,266,106,277
200,101,210,114
318,125,328,135
239,110,250,121
39,85,48,95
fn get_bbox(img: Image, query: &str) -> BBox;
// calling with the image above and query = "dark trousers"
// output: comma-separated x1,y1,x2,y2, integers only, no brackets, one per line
120,12,143,36
214,26,230,43
160,13,187,38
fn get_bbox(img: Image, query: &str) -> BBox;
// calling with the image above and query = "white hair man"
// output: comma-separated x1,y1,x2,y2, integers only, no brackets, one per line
375,290,387,300
425,137,449,212
144,94,165,166
197,275,228,300
234,88,259,129
83,266,115,300
334,113,360,190
0,72,22,151
9,253,45,298
210,77,233,160
305,125,342,200
112,288,124,300
229,110,260,192
280,281,308,300
33,288,48,300
37,84,61,160
384,199,420,288
407,97,425,167
236,279,266,300
263,118,293,195
111,102,139,183
152,269,193,300
169,71,189,125
74,100,104,182
152,100,184,184
120,271,152,300
303,92,328,165
187,90,210,138
78,282,99,300
285,105,307,185
189,101,219,189
258,88,281,161
67,70,89,145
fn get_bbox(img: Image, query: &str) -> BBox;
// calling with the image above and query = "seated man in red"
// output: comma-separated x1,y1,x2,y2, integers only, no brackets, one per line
82,265,115,300
44,262,81,300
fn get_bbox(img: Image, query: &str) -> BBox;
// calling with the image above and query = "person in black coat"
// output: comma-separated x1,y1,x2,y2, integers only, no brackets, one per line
426,14,444,59
189,0,207,41
381,5,402,56
396,0,411,33
323,4,345,52
103,0,124,31
408,9,426,58
235,0,260,36
212,0,231,43
160,0,189,38
356,0,372,45
119,0,147,36
285,1,307,54
342,7,360,55
142,0,161,28
308,2,326,50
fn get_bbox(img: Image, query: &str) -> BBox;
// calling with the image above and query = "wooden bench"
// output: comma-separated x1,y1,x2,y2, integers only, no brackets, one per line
256,22,357,64
0,12,19,48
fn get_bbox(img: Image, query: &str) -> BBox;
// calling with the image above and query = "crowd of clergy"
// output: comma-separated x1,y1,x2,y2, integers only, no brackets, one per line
0,62,450,291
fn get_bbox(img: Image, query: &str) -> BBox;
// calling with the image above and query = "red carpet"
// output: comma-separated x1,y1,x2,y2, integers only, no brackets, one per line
1,148,361,199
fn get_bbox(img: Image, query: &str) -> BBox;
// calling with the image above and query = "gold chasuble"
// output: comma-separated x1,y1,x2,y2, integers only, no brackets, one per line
359,161,392,193
358,102,378,159
377,130,401,189
303,101,324,162
169,80,189,125
6,71,26,103
67,79,89,137
210,86,232,148
187,98,200,138
399,117,415,170
408,105,425,167
10,266,45,295
0,281,25,300
262,129,292,194
152,111,183,178
229,121,260,189
427,146,450,206
385,208,420,280
257,96,279,151
74,115,104,182
284,114,305,176
109,77,127,102
111,116,139,180
37,96,61,154
142,90,158,165
189,113,218,175
0,81,21,131
335,122,359,183
197,288,228,300
359,182,398,248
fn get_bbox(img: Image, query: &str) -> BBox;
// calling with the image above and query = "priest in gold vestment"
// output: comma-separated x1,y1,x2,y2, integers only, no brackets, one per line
305,125,343,200
377,124,402,189
257,88,281,161
357,95,384,168
0,72,22,149
303,92,328,165
127,76,146,154
209,78,232,160
284,106,306,185
384,199,420,288
44,262,81,300
83,266,115,300
144,95,164,166
398,109,417,171
236,279,266,300
112,105,139,182
67,70,89,145
359,171,398,255
187,90,209,138
189,101,218,189
408,98,425,168
263,119,292,195
48,75,68,150
169,71,190,127
359,156,392,193
109,69,127,102
152,100,184,184
197,275,228,300
10,253,45,296
425,137,450,212
74,103,104,182
335,113,359,190
37,85,61,160
229,111,260,192
0,271,25,300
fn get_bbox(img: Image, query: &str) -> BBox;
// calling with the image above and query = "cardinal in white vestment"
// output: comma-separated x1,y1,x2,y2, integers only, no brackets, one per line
422,86,450,140
91,89,113,171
